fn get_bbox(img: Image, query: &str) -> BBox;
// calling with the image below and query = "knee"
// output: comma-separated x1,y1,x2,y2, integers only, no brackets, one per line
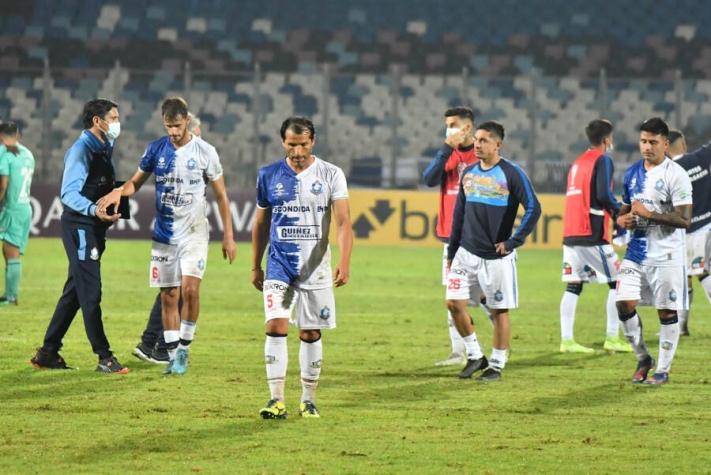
446,300,461,314
300,329,322,343
182,284,200,303
616,301,635,318
565,282,583,295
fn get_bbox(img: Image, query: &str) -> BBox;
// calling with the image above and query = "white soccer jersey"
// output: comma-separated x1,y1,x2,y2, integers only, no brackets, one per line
139,135,223,244
256,157,348,289
621,157,692,266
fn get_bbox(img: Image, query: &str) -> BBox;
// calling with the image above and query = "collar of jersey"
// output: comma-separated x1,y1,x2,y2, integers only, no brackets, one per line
81,130,112,154
281,156,319,177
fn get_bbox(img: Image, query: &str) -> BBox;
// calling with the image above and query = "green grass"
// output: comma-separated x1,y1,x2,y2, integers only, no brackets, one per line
1,239,710,474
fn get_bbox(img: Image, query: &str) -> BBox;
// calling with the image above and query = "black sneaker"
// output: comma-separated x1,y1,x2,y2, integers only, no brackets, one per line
680,322,690,337
132,342,154,363
96,355,129,374
458,356,488,379
476,367,502,382
632,356,655,384
30,348,71,369
151,345,170,365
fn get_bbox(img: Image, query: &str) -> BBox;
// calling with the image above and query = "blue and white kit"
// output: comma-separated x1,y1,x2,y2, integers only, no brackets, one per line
139,135,223,286
617,158,692,309
256,157,348,328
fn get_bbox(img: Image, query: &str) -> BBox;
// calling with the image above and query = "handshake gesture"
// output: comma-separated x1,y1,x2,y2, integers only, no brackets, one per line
94,187,124,223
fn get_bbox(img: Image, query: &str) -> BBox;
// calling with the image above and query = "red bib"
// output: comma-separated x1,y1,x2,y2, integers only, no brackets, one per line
563,149,610,240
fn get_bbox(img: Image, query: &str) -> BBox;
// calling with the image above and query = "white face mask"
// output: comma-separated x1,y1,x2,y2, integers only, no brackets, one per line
445,127,460,138
606,142,614,153
106,121,121,141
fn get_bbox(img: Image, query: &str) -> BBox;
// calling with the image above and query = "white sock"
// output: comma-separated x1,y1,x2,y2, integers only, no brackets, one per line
300,338,323,403
265,335,288,401
489,348,508,370
163,330,180,360
462,333,483,360
701,275,711,304
657,318,680,373
620,312,650,362
560,291,578,340
447,311,464,353
605,288,619,337
178,320,197,351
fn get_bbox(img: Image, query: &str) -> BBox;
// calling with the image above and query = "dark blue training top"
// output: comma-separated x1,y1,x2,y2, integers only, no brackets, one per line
448,157,541,260
675,140,711,233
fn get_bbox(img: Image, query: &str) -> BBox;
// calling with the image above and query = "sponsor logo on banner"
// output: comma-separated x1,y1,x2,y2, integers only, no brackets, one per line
276,225,321,240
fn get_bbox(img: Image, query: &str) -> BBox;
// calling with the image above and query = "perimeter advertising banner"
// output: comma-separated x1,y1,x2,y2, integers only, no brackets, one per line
28,185,567,249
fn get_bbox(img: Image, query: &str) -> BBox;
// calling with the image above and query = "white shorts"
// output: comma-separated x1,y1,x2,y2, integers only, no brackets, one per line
561,244,619,283
616,259,688,310
686,227,711,275
446,247,518,309
263,280,336,330
442,243,479,304
149,225,209,287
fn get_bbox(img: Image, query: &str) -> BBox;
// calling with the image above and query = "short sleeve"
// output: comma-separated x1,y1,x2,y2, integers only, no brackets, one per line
0,153,9,176
670,166,693,206
256,170,270,208
330,167,349,200
139,145,155,173
204,145,223,182
621,173,631,205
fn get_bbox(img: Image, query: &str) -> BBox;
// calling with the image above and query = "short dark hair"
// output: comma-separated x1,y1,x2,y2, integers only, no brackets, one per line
161,97,189,120
82,99,118,129
0,121,19,136
280,117,315,140
444,107,474,123
639,117,669,137
668,129,684,145
476,121,505,141
585,119,614,146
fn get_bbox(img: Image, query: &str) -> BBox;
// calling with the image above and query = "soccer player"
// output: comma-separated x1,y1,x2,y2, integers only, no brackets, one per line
446,121,541,381
616,117,692,385
132,114,203,365
0,122,35,305
98,97,236,375
668,129,711,336
559,119,631,353
30,99,127,373
252,117,353,419
422,107,490,366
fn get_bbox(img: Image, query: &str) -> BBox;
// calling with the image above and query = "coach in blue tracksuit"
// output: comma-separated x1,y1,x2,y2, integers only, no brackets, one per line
446,121,541,382
30,99,128,374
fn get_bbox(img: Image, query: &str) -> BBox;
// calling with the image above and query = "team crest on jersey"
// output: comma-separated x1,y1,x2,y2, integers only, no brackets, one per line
90,247,99,261
197,258,205,270
319,306,331,320
187,158,197,170
310,180,323,195
668,290,677,302
158,156,166,168
494,290,503,302
655,179,664,191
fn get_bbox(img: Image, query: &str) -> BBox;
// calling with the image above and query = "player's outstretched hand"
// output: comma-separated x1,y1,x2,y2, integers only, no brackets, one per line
96,188,122,215
222,238,236,263
251,267,264,291
334,263,350,287
616,212,636,230
495,242,509,255
95,207,121,223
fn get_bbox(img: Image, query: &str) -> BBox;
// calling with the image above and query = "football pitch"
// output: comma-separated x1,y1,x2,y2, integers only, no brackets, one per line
1,238,710,474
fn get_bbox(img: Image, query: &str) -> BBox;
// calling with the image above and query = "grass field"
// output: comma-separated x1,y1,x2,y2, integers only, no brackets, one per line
1,238,710,474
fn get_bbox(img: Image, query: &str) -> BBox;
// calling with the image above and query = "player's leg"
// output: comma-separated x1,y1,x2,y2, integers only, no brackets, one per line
680,231,702,335
436,244,465,366
160,286,180,372
559,246,593,352
644,266,685,385
260,281,295,419
150,240,181,372
592,245,632,352
446,249,487,378
1,240,21,305
133,293,168,364
616,260,653,383
680,275,693,336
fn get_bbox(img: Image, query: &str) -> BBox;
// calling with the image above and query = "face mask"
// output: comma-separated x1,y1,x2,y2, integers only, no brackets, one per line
446,127,460,138
606,142,614,153
106,121,121,141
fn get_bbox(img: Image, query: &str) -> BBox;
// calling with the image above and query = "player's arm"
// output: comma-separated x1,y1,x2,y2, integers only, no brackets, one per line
631,202,691,229
251,206,271,291
0,154,8,205
96,169,151,214
594,155,621,217
333,198,353,287
0,175,8,205
499,167,542,254
422,146,454,187
209,176,236,263
61,146,118,222
446,183,466,266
